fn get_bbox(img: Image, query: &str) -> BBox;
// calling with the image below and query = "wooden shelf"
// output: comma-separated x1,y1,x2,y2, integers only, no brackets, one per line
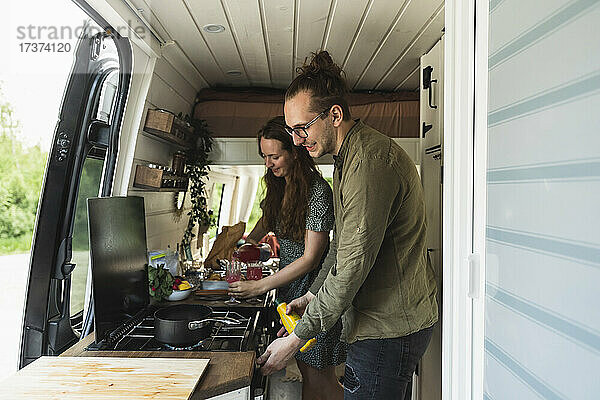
141,130,190,151
131,185,187,192
133,165,188,192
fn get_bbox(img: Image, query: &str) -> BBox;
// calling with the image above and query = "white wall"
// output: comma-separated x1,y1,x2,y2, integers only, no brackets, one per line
125,52,206,253
484,0,600,398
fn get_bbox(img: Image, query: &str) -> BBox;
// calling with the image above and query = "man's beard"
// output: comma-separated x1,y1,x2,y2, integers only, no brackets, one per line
318,120,336,157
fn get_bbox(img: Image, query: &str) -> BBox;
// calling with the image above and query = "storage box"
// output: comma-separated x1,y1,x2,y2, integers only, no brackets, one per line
144,109,175,134
144,109,195,148
133,165,189,191
133,165,163,189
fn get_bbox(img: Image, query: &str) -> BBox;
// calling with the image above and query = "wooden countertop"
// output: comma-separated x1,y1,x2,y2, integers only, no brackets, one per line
62,334,255,399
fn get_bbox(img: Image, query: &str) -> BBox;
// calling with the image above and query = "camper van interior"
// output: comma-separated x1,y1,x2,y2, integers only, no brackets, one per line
10,0,599,399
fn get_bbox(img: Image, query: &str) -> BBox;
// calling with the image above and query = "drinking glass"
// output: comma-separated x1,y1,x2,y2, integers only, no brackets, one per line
246,262,263,281
245,261,263,304
225,260,242,305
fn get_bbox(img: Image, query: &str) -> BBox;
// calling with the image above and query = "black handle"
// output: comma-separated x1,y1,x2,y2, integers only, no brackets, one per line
428,81,438,109
423,66,438,109
423,123,433,137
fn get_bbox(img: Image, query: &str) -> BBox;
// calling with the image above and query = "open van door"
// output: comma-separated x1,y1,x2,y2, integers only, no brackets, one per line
19,16,131,368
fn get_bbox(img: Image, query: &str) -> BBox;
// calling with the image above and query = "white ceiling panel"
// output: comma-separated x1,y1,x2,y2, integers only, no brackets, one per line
261,0,295,88
379,6,445,91
138,0,444,92
353,0,443,90
147,0,225,85
222,0,271,86
184,0,250,86
394,65,420,91
340,0,411,88
294,0,334,70
322,0,371,66
128,0,173,43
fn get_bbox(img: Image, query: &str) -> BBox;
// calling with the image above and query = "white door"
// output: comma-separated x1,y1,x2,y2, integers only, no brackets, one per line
475,0,600,399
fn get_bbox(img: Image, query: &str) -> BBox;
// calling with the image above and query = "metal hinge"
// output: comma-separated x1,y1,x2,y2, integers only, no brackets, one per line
467,253,480,299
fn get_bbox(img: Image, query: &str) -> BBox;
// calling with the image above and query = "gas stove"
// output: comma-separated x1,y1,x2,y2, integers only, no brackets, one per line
85,306,268,353
86,308,257,352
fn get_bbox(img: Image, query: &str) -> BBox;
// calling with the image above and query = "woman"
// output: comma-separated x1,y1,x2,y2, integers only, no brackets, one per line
228,116,345,400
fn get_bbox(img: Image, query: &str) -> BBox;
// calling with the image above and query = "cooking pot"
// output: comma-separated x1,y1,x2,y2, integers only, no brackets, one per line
154,304,238,347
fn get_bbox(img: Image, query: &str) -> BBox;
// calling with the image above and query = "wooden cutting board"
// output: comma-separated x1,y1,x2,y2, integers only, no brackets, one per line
0,356,209,399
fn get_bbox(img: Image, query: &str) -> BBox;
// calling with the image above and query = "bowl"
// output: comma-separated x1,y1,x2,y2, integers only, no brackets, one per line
166,286,194,301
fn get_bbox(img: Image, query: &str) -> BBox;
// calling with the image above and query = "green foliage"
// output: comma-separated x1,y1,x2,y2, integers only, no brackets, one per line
246,178,266,234
0,86,47,254
207,182,224,240
71,157,104,251
181,119,215,253
148,264,174,301
0,234,33,254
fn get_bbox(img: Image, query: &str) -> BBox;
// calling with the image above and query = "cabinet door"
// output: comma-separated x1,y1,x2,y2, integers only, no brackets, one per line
421,37,444,151
418,150,443,400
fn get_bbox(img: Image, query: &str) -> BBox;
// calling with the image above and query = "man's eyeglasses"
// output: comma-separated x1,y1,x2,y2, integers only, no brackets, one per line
285,109,329,138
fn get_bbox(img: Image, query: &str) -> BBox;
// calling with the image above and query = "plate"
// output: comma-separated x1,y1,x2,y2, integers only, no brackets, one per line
201,280,229,290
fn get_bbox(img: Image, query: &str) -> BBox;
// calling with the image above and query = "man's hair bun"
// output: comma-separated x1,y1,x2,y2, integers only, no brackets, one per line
286,50,351,120
299,51,344,80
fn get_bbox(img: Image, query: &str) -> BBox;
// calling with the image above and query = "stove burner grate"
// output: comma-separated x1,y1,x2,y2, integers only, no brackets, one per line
88,308,257,352
163,340,207,351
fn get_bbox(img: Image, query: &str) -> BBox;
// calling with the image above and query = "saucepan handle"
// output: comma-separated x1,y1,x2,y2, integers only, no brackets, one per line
188,317,240,330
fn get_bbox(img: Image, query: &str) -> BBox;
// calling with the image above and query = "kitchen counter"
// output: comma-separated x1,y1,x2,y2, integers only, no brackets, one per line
62,334,256,399
185,288,275,309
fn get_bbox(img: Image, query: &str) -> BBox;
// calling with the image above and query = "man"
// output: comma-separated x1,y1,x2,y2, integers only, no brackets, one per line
257,51,438,399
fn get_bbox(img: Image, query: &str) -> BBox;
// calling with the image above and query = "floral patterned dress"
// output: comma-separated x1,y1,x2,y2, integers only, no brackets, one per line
275,177,347,369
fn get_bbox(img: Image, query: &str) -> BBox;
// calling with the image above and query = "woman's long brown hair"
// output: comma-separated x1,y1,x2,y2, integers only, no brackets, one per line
257,116,320,242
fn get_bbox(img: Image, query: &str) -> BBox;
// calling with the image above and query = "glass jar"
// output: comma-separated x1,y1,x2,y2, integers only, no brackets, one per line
171,151,186,175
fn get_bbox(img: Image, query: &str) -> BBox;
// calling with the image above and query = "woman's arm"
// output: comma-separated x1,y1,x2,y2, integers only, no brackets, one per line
245,216,268,245
261,229,329,291
228,229,329,299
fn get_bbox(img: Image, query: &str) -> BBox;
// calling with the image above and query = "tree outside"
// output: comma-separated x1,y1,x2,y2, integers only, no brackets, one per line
0,84,47,255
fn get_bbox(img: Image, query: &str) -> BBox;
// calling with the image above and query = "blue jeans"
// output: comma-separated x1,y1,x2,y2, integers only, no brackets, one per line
343,326,434,400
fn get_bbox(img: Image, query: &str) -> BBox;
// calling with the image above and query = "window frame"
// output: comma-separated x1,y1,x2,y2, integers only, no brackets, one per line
19,5,132,368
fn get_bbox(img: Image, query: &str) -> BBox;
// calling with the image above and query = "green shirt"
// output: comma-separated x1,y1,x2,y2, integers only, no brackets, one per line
295,120,438,343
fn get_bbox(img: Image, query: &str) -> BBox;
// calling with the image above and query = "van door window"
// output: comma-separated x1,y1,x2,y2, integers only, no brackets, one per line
70,156,104,317
95,71,119,123
70,68,120,319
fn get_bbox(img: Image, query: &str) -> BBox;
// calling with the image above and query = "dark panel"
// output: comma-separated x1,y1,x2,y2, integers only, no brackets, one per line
87,196,149,343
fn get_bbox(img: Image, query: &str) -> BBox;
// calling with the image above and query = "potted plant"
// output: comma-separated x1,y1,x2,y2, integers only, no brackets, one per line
181,118,215,259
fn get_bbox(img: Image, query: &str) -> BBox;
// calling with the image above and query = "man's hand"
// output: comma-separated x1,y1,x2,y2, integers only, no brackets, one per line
275,292,316,337
286,291,315,317
228,280,265,299
256,333,305,376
